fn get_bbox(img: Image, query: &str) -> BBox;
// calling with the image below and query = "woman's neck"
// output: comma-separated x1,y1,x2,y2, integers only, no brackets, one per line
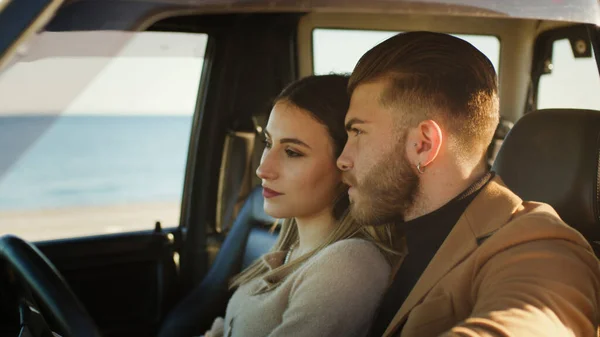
294,208,337,256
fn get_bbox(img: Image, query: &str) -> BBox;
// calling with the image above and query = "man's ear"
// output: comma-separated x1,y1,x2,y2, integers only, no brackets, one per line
407,120,443,168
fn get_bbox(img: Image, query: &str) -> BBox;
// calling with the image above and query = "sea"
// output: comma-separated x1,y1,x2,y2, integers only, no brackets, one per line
0,115,193,211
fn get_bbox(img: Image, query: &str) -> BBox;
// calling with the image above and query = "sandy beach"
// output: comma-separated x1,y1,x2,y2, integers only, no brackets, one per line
0,201,181,242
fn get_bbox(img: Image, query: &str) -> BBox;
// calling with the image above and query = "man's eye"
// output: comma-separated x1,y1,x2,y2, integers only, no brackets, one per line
350,128,363,136
285,149,302,158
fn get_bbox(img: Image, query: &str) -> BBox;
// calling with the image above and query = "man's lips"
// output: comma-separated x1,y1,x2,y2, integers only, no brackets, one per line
342,176,358,189
348,185,356,196
262,187,283,199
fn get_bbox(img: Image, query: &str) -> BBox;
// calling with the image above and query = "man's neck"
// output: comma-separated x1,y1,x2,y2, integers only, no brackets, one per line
404,162,488,221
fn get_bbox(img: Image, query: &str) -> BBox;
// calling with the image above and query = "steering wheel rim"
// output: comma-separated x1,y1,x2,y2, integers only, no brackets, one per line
0,234,101,337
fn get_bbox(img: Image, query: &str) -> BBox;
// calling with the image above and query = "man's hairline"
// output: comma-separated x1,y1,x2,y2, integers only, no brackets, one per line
348,73,482,147
348,74,411,127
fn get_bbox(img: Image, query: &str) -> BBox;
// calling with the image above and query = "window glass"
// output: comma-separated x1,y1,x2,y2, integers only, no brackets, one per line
0,31,207,241
537,38,600,110
312,29,500,75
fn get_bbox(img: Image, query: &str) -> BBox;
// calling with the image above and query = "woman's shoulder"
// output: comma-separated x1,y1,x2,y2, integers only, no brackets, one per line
306,238,391,274
321,237,384,255
288,238,391,295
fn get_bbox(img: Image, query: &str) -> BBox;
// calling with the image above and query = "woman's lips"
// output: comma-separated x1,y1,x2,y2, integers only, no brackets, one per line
262,187,283,199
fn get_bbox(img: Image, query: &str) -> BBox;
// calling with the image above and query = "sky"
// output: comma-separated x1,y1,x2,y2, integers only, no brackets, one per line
0,28,598,116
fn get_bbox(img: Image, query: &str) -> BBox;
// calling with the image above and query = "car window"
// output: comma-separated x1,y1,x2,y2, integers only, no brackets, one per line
0,31,207,241
537,38,600,110
312,28,500,76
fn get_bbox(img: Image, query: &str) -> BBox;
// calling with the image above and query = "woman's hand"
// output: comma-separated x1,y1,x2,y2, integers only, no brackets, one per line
204,317,224,337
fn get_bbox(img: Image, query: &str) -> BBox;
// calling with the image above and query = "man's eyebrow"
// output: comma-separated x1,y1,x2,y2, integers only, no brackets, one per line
264,130,311,149
345,118,367,131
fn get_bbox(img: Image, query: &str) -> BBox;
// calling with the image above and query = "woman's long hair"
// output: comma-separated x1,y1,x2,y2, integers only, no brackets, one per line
229,74,400,292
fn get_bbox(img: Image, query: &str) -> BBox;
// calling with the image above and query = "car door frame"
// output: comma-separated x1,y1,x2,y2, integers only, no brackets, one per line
0,0,64,70
0,2,209,336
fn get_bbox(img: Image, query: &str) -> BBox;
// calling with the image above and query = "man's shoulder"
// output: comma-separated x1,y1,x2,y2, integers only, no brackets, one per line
476,200,594,257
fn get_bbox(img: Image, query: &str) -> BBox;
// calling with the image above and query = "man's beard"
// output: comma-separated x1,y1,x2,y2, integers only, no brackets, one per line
347,137,420,226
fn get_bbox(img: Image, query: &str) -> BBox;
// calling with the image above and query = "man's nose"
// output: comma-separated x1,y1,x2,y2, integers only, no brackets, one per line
337,146,354,172
256,152,279,180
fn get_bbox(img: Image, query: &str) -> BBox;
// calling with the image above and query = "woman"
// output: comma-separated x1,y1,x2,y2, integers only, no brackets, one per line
205,74,398,337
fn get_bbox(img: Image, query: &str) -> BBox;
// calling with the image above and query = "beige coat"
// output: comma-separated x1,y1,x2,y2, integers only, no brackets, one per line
383,176,600,337
215,238,391,337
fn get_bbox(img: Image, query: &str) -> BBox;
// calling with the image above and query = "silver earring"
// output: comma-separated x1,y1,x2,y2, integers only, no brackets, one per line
416,162,425,174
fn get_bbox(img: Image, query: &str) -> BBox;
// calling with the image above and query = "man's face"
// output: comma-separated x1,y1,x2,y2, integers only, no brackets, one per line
337,80,419,225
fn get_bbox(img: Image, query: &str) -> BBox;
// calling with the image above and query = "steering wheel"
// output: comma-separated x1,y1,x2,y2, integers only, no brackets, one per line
0,235,101,337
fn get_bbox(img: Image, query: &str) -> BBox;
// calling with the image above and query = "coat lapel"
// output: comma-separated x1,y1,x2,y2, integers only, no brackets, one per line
382,176,523,337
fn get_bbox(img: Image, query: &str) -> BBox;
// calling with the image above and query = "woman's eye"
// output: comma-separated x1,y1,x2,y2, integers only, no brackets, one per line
262,139,272,149
285,149,302,157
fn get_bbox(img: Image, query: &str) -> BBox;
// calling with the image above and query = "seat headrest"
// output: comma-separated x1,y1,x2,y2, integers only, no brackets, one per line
492,109,600,243
245,186,275,225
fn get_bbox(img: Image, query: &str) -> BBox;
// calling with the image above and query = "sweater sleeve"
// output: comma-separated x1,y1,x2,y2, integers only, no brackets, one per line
267,239,391,337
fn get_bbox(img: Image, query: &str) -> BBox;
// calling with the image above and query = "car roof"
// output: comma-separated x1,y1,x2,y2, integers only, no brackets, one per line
75,0,600,25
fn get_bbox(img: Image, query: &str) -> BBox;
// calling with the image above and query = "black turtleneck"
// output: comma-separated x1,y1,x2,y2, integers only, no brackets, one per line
368,172,494,337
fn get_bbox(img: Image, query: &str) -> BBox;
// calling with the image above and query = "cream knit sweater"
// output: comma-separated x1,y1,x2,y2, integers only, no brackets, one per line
210,238,391,337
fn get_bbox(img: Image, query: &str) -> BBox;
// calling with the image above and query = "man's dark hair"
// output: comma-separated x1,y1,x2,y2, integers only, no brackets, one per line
349,31,500,162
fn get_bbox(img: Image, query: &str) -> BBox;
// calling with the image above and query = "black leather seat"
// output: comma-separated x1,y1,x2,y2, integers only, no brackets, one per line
158,186,276,337
492,109,600,255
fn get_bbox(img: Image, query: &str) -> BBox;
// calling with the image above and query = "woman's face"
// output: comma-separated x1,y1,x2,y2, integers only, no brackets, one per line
256,101,341,220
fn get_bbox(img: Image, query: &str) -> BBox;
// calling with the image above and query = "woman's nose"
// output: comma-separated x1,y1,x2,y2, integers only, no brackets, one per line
256,153,279,180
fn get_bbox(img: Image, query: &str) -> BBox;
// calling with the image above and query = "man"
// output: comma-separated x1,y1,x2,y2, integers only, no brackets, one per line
337,31,600,337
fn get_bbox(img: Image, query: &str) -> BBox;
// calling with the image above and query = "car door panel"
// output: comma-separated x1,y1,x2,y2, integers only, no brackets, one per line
36,229,180,337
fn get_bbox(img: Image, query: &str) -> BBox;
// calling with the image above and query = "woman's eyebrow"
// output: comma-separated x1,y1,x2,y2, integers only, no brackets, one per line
263,130,311,149
280,138,311,149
